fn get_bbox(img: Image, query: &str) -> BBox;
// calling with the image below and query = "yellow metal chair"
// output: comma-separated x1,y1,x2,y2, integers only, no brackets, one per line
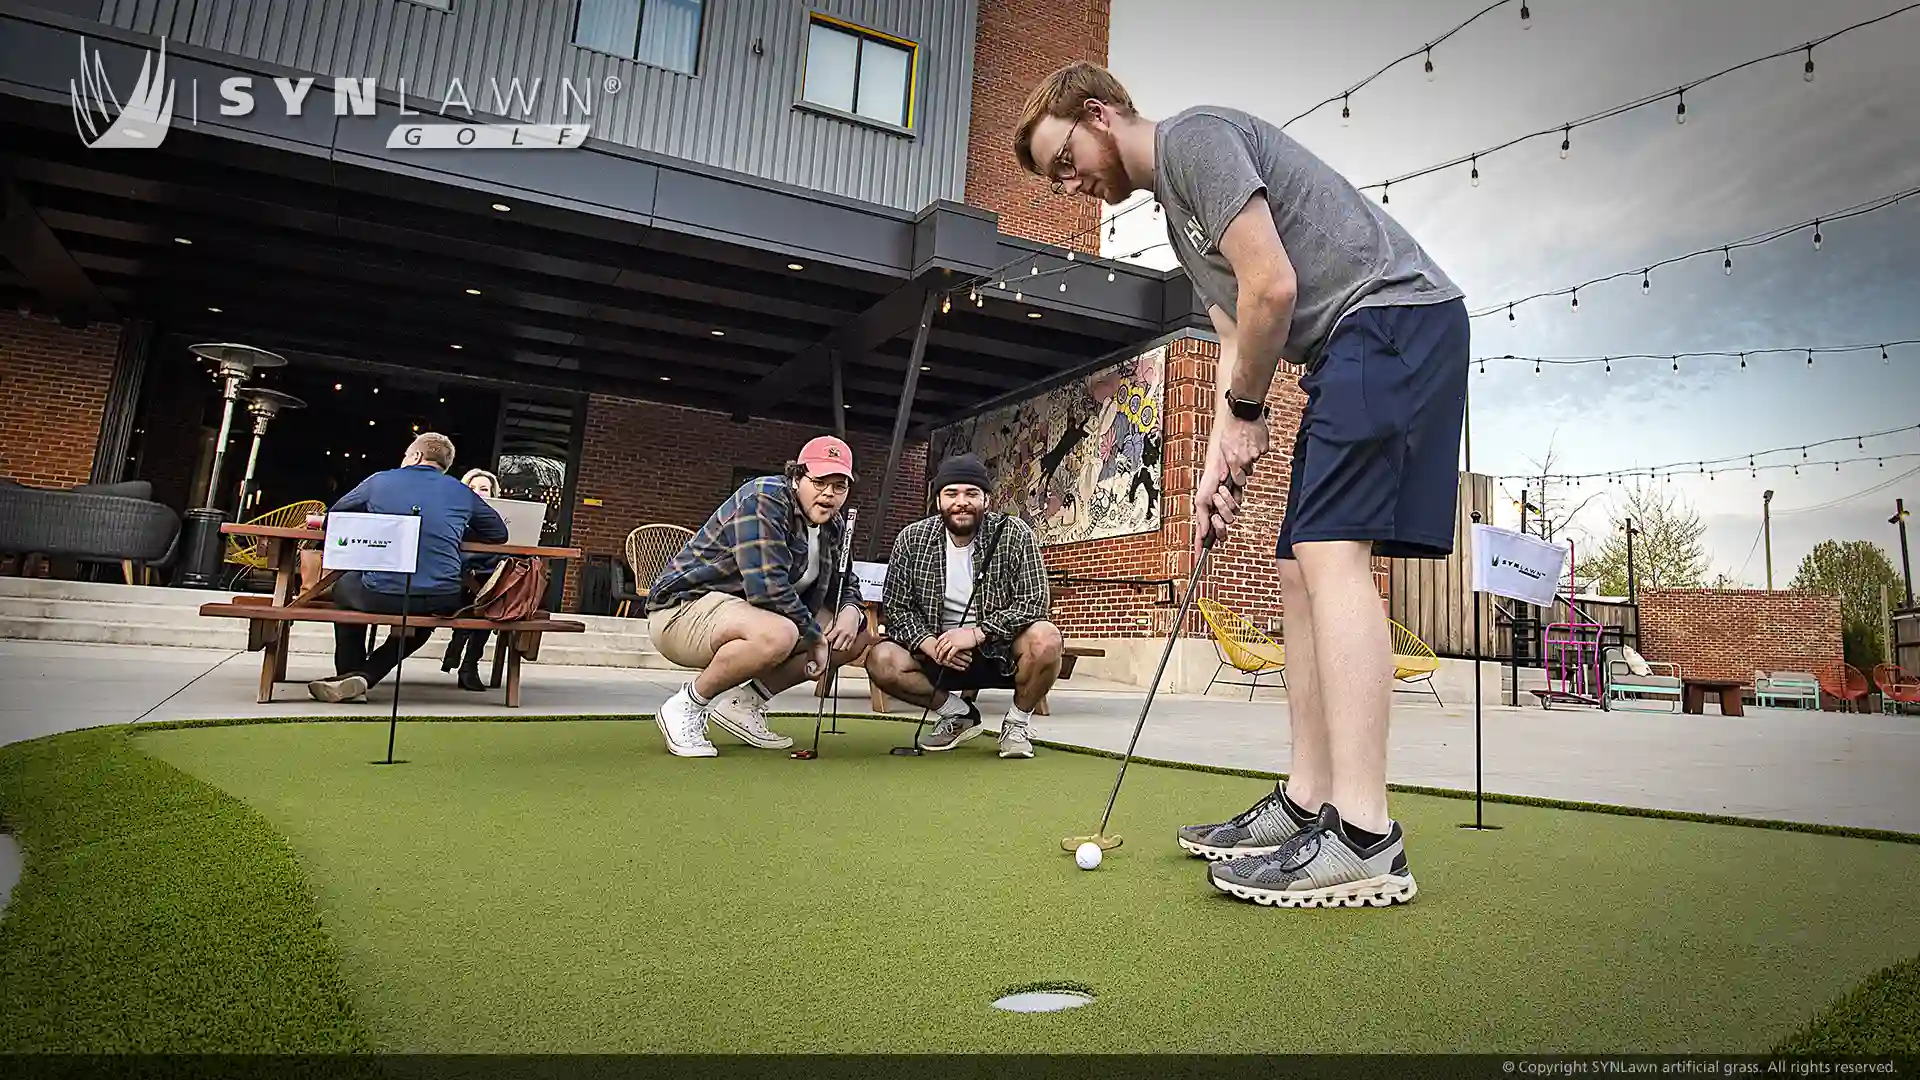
1197,598,1287,700
1390,618,1444,705
224,500,326,577
618,524,693,617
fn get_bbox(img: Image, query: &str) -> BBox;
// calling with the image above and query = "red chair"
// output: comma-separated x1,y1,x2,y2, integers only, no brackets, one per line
1870,664,1920,715
1819,663,1871,712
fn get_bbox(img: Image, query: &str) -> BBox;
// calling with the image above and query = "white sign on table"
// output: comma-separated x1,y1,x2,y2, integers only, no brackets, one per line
1470,523,1567,608
850,560,888,603
321,512,421,574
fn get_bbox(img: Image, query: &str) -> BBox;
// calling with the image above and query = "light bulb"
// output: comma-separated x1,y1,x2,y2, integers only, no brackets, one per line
1425,50,1435,81
1642,271,1650,294
1724,249,1732,274
1058,282,1067,292
1804,48,1814,82
1560,127,1570,158
1672,357,1679,372
1807,349,1814,366
1883,346,1890,363
1508,304,1515,322
1341,96,1351,126
1571,289,1579,311
1740,354,1746,369
1014,291,1022,301
941,295,950,314
1813,222,1822,250
1534,361,1540,375
1521,2,1531,26
1107,271,1115,282
1470,157,1480,187
1381,184,1390,205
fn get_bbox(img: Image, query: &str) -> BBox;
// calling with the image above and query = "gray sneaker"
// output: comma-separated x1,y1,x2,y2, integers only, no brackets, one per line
308,674,368,703
920,699,983,751
1208,804,1417,908
997,719,1034,758
1177,783,1312,861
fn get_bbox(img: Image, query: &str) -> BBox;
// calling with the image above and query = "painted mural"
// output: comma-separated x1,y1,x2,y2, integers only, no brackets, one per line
929,345,1165,545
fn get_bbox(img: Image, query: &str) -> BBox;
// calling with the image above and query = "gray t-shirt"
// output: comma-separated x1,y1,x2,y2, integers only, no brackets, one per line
1155,105,1464,369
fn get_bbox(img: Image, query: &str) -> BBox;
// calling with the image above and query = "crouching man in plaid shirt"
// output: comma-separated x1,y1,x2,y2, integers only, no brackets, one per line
645,436,873,757
865,453,1063,758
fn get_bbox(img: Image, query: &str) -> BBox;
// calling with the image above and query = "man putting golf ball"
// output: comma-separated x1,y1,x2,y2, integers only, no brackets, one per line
1016,64,1467,908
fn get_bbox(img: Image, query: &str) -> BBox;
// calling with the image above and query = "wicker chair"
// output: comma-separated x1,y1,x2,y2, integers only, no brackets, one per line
0,479,181,582
1389,619,1445,705
1197,598,1287,699
619,524,693,616
225,501,326,571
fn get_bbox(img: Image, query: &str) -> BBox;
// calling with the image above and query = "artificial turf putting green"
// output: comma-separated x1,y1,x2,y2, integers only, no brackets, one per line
3,716,1917,1055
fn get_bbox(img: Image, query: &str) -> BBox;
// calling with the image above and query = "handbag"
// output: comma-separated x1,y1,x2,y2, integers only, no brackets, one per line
462,556,550,622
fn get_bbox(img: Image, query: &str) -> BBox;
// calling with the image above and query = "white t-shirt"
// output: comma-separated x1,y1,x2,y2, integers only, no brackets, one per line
794,524,822,594
942,534,975,630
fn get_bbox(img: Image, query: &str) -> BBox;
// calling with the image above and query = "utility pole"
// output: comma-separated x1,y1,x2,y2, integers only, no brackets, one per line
1625,517,1638,603
1893,498,1913,606
1763,490,1775,590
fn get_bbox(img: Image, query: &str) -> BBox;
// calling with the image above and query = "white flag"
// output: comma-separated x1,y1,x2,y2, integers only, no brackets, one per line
1470,524,1567,607
321,512,421,574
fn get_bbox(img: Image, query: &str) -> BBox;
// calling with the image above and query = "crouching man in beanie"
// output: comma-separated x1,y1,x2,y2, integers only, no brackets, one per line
645,436,873,757
865,453,1062,758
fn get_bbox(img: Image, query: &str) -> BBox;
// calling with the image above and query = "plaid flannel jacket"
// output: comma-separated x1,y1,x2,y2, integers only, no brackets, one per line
883,511,1050,670
647,476,862,642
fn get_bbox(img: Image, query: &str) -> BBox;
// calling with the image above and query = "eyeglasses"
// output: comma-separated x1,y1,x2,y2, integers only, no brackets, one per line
806,475,850,494
1048,117,1082,194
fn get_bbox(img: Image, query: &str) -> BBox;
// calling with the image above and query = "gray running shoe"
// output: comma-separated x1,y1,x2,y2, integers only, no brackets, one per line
1177,783,1312,861
920,699,982,751
997,719,1034,758
1208,804,1417,908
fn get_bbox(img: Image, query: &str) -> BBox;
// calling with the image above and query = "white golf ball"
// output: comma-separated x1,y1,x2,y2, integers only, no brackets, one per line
1075,842,1102,870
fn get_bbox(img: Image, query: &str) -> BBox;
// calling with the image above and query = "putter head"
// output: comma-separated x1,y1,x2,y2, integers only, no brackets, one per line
1060,833,1123,852
888,746,923,756
790,750,817,759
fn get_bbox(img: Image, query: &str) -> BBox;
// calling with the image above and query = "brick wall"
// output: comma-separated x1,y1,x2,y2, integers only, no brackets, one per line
1639,588,1844,684
566,394,927,603
0,310,121,488
966,0,1109,252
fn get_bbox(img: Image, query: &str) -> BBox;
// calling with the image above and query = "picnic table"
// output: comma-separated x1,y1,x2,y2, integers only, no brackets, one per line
199,523,585,705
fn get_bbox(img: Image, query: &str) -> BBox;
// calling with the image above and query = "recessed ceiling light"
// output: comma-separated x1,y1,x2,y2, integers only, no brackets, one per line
659,375,671,381
920,365,930,371
333,383,342,391
465,288,482,296
1027,311,1043,318
451,344,463,349
843,404,851,409
439,397,446,403
173,237,192,244
368,419,376,426
207,306,222,313
491,203,511,212
710,329,725,336
787,262,805,271
372,387,379,394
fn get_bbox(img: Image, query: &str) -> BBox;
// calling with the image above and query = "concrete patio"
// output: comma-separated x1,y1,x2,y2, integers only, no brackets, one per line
3,638,1914,835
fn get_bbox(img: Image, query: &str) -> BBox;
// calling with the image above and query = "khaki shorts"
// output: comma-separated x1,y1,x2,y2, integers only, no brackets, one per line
646,593,821,670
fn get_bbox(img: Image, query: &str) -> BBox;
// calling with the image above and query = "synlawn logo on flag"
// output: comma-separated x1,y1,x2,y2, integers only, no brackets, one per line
70,36,599,152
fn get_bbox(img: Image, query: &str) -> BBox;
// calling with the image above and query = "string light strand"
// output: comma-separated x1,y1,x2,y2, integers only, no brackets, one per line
1279,0,1527,130
1474,339,1918,369
1489,423,1920,482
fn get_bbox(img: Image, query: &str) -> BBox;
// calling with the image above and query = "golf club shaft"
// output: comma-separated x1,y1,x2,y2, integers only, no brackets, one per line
1094,543,1211,836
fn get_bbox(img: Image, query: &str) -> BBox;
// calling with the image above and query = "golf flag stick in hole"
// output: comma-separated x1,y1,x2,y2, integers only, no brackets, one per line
1062,534,1213,853
794,509,855,760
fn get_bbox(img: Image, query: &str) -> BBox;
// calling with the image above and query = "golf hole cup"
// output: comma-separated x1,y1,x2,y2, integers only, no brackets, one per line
1075,842,1102,870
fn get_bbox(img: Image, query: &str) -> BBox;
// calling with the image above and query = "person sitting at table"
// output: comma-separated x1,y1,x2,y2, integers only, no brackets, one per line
644,436,873,757
307,433,508,704
440,467,503,692
863,452,1061,759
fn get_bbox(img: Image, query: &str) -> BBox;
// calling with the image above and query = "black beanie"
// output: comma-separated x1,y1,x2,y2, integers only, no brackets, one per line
932,453,991,492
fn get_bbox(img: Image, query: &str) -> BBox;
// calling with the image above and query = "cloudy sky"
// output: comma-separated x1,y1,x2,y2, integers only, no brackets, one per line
1103,0,1920,592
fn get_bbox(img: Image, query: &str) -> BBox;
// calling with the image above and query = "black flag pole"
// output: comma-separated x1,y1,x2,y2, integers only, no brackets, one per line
1459,385,1500,831
375,506,422,767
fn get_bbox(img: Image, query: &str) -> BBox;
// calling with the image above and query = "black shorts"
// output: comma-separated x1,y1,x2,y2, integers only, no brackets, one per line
1276,298,1471,561
915,651,1017,692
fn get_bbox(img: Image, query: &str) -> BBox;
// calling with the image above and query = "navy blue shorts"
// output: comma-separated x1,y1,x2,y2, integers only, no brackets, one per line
1274,298,1470,562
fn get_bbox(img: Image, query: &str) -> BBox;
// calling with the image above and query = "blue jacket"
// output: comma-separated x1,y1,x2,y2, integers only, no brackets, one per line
330,465,508,596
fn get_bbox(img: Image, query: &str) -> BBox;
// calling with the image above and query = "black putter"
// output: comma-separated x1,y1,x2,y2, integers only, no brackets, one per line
891,514,1008,756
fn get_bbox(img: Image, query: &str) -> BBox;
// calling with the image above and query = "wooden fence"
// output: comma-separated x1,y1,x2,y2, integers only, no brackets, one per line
1896,607,1919,676
1389,471,1638,661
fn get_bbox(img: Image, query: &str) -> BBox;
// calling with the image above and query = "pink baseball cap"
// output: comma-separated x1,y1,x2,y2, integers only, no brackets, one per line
797,435,856,480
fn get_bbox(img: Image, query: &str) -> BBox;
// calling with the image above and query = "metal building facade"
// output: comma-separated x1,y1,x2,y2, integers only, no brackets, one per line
94,0,978,213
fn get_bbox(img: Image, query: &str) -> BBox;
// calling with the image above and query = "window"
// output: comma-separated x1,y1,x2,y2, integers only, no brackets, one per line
802,14,916,130
574,0,704,75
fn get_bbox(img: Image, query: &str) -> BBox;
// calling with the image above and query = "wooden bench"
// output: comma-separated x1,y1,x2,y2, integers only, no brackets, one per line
200,598,585,707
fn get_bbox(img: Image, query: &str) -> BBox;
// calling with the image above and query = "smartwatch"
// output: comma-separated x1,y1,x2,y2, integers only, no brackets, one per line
1223,387,1268,422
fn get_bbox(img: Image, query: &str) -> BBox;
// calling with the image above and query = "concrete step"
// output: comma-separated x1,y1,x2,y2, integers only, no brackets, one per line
0,577,206,608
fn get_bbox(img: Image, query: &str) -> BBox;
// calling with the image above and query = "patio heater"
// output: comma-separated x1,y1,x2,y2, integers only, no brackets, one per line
176,343,288,588
234,386,306,514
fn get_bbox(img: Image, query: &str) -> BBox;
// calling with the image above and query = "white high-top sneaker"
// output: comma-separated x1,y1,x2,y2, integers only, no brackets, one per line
707,685,794,749
655,687,717,758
